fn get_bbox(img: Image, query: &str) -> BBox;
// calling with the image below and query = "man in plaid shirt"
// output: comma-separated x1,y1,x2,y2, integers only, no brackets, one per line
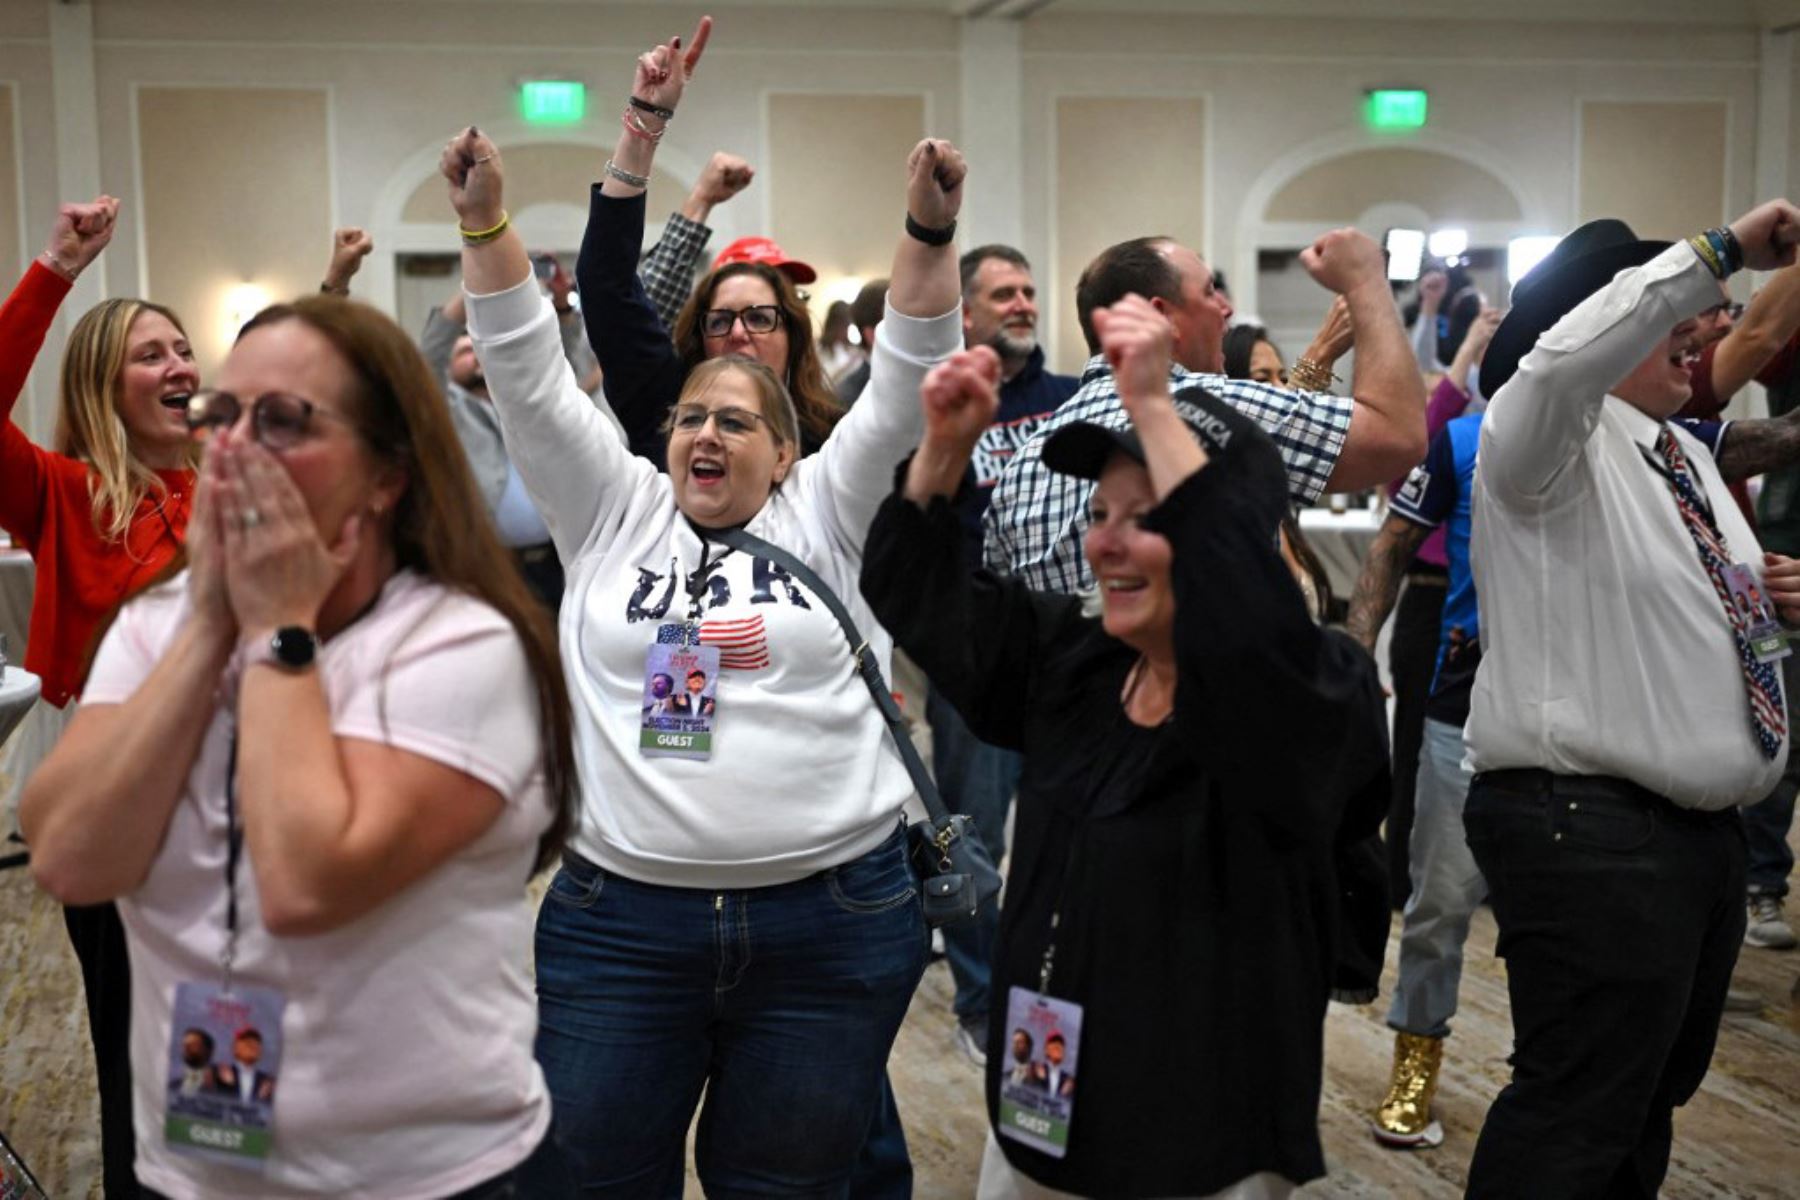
986,232,1427,592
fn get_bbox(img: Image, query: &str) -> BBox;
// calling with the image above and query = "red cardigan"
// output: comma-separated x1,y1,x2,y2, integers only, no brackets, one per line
0,262,192,707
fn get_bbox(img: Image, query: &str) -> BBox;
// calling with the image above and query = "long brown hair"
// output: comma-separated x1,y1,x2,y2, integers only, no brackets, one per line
672,262,843,448
240,297,576,873
57,298,198,540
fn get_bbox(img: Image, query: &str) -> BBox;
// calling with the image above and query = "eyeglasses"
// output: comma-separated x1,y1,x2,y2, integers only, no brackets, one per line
1700,301,1746,321
702,305,782,339
670,403,772,438
185,389,355,451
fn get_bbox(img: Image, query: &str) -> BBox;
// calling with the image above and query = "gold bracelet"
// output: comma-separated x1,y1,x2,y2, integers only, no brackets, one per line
459,211,510,244
1289,357,1339,392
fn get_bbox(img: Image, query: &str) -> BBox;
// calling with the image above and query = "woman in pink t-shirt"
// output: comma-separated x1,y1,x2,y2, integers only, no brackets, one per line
22,299,580,1198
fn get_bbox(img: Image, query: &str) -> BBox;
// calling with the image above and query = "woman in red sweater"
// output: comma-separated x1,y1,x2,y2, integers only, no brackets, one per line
3,195,197,1199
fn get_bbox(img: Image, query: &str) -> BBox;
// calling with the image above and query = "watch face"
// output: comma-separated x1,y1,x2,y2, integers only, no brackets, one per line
271,626,317,668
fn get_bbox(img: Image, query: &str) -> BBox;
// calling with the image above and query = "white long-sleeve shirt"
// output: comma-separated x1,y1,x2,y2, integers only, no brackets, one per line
468,277,961,885
1467,244,1786,809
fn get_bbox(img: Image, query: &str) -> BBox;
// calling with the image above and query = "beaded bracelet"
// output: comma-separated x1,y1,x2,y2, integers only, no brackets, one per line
1288,357,1339,392
605,159,650,189
459,211,510,245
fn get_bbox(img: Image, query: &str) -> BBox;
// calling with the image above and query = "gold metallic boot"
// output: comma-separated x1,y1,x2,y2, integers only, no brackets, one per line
1372,1032,1446,1148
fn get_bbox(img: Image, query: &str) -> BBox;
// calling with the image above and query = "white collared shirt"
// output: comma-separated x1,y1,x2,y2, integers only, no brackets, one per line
1467,244,1787,809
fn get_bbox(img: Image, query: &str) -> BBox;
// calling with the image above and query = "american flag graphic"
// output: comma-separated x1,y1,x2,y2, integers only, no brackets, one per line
698,615,771,671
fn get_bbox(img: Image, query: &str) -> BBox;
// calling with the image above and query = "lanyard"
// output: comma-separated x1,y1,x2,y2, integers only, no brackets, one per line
687,539,734,623
1638,437,1718,528
221,730,243,993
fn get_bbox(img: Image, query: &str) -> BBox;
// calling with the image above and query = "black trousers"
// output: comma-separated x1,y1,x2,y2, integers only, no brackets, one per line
63,901,140,1198
1386,572,1446,907
1462,770,1746,1199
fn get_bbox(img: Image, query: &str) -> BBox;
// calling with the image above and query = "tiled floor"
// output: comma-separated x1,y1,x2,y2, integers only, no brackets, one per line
3,855,1798,1198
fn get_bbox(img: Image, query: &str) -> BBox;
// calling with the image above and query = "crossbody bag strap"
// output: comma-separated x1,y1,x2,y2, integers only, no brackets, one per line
712,525,951,823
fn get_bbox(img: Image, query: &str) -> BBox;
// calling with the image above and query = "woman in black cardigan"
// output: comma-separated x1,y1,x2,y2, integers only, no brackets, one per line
574,16,843,466
861,296,1388,1198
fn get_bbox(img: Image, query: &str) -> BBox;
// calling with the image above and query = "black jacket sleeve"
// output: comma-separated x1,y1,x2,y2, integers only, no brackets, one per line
1143,465,1389,847
575,186,687,467
861,480,1085,753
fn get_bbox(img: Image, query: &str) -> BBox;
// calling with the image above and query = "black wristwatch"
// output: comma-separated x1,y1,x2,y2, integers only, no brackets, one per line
268,626,318,670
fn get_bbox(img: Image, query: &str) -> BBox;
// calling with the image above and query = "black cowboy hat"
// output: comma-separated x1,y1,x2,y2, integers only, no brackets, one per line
1480,218,1670,398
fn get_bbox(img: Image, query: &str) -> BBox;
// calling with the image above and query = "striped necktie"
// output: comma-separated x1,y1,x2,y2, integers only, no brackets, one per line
1654,427,1785,759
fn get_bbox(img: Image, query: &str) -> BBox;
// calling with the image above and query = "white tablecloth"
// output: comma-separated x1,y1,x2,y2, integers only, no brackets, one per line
0,669,38,746
0,550,45,837
1297,505,1385,599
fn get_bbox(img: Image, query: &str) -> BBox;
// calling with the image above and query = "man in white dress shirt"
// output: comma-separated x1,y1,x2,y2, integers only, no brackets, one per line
1462,200,1800,1198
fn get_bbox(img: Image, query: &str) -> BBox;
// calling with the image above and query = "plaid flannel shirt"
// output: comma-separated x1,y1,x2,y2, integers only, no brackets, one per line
983,355,1354,593
638,211,712,329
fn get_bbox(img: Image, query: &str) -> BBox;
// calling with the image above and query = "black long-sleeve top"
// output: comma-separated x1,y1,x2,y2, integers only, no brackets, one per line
576,187,826,469
861,456,1388,1197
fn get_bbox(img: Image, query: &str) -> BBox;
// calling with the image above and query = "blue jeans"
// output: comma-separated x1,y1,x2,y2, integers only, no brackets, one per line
532,824,930,1198
928,686,1021,1024
1386,717,1486,1039
1746,653,1800,898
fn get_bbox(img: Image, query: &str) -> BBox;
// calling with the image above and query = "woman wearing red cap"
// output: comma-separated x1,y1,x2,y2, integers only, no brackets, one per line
574,16,845,466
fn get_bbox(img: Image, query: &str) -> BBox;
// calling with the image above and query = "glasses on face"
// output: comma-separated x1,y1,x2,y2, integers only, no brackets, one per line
1700,301,1746,321
702,305,782,339
185,389,354,451
670,403,771,438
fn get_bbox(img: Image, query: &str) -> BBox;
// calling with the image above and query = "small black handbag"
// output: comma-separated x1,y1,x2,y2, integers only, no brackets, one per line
714,526,1003,926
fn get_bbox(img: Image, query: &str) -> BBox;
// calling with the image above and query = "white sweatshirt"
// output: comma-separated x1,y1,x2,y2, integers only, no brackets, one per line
468,277,961,886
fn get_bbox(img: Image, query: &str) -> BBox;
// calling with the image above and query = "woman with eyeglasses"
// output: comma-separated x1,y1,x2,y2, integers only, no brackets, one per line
0,195,201,1198
575,16,846,467
23,293,580,1198
440,89,963,1190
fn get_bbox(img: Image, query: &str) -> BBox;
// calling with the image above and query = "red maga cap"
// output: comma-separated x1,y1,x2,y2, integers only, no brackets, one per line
713,236,817,284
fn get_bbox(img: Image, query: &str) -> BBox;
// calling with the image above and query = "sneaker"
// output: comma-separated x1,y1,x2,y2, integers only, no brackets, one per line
1372,1032,1446,1149
953,1017,987,1068
1745,894,1798,950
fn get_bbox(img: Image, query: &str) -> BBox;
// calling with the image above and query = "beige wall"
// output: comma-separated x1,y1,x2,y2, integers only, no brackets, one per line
137,86,333,374
768,94,926,291
1266,149,1521,224
401,144,689,230
0,84,20,288
1578,101,1729,239
1053,97,1205,374
0,1,1778,413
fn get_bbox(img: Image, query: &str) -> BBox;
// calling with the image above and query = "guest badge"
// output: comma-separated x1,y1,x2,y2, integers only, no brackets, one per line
997,986,1084,1159
640,624,722,759
164,980,286,1169
1722,563,1791,663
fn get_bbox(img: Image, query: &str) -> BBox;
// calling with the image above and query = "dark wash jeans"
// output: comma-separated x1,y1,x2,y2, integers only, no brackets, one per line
532,823,930,1198
928,685,1022,1026
1462,770,1746,1200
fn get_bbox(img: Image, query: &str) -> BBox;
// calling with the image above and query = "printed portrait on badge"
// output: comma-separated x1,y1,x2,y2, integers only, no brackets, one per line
1722,563,1791,663
164,980,287,1170
641,638,721,759
997,986,1084,1159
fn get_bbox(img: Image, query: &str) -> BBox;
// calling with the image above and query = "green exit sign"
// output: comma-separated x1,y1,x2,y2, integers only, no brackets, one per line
1367,89,1428,129
521,80,585,125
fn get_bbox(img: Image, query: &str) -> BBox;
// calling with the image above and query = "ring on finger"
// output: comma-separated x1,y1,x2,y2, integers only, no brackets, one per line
241,508,262,530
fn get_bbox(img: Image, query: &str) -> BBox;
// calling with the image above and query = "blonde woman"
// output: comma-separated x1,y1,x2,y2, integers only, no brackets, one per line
2,196,197,1197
